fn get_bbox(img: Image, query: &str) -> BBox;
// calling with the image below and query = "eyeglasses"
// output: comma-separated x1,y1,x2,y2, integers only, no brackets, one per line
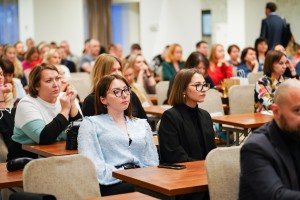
190,83,210,92
111,87,132,97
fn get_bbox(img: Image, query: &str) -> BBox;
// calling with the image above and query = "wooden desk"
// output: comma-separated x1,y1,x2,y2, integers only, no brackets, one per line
144,105,171,117
212,113,273,145
0,163,23,189
85,192,158,200
22,141,78,157
148,95,157,105
113,161,207,199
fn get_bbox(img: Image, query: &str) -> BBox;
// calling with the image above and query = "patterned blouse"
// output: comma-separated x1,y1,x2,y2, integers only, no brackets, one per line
254,75,286,112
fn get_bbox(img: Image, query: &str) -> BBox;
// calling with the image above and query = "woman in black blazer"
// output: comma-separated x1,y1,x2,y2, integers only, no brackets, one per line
158,68,216,164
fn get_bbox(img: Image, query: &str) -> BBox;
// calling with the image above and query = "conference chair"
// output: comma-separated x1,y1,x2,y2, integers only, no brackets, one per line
23,154,101,200
228,84,255,114
155,81,169,105
247,71,263,85
68,72,91,101
198,89,224,116
205,146,241,200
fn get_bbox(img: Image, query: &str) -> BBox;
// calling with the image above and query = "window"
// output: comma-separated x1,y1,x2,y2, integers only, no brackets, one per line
0,0,19,45
202,10,211,37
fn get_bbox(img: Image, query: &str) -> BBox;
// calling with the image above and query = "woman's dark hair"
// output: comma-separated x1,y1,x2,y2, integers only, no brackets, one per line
94,74,133,118
0,59,14,74
25,47,38,61
227,44,240,54
169,68,202,106
254,38,268,60
240,47,256,64
264,50,286,76
184,52,209,76
28,63,58,98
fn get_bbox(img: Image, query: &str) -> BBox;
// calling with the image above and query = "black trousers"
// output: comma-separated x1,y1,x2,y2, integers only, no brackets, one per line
99,182,135,196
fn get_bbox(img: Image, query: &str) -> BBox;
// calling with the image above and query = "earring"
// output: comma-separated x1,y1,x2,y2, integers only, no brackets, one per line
183,94,186,98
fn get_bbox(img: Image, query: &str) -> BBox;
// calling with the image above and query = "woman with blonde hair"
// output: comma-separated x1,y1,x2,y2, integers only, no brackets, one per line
162,43,184,80
208,44,233,85
82,54,147,119
127,54,156,94
123,62,153,107
2,45,23,79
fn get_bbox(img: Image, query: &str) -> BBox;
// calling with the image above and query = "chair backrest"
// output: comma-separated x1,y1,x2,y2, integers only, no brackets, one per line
198,89,224,115
68,73,91,101
247,71,263,85
155,81,169,105
205,146,241,200
228,84,255,114
23,154,101,200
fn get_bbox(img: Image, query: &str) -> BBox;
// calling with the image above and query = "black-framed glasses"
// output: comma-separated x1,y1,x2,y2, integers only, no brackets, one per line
190,83,210,92
111,87,132,97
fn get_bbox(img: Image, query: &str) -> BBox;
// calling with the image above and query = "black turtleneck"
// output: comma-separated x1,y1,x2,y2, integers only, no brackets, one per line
183,104,206,159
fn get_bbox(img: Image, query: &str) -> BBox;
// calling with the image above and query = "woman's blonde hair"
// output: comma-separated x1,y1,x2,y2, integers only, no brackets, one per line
43,48,58,64
165,43,183,63
91,54,123,93
209,44,223,64
3,45,23,79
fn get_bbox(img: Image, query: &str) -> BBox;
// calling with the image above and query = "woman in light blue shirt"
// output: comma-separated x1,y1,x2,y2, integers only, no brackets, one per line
78,74,159,196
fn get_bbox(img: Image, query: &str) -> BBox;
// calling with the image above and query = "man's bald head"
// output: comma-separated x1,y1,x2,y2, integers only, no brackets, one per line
274,79,300,107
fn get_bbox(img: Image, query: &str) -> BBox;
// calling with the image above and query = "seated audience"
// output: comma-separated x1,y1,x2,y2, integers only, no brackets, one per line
60,40,79,69
227,44,240,68
208,44,233,85
237,47,262,77
274,44,298,78
0,63,13,109
57,47,76,73
7,63,81,161
78,39,100,73
125,43,142,60
150,45,169,77
78,74,159,196
123,63,153,107
255,50,287,112
25,38,35,51
0,59,26,106
43,48,71,79
166,51,215,102
127,54,156,94
162,43,184,80
22,47,39,71
82,54,147,120
239,79,300,200
14,41,25,61
158,68,215,200
196,40,209,57
254,38,268,66
2,45,23,79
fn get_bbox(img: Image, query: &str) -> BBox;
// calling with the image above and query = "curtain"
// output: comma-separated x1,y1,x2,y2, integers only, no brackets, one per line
86,0,112,50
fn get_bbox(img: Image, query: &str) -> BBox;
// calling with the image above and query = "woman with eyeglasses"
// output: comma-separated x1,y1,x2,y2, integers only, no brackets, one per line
78,74,159,196
158,68,216,200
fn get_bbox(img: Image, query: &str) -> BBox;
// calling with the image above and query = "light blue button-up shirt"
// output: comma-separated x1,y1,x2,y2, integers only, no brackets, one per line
78,114,159,185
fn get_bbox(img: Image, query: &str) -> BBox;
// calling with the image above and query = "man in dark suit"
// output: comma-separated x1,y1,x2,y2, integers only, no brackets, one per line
260,2,286,50
239,79,300,200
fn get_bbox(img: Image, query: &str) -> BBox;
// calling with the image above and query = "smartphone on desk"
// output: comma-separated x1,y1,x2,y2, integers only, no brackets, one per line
158,163,186,170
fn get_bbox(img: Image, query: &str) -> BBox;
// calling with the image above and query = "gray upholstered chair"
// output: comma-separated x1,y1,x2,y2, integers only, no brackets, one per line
205,146,241,200
155,81,169,105
198,89,224,116
228,84,255,114
23,154,100,200
247,71,263,85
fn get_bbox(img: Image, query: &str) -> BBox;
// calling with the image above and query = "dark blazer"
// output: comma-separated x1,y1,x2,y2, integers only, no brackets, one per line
239,120,300,200
82,91,147,119
158,105,216,163
260,13,286,50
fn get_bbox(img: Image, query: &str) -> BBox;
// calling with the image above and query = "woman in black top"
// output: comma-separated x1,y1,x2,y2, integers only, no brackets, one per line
82,54,147,119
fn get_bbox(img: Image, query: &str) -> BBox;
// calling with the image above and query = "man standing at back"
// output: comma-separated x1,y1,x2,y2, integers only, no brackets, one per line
260,2,286,50
239,79,300,199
